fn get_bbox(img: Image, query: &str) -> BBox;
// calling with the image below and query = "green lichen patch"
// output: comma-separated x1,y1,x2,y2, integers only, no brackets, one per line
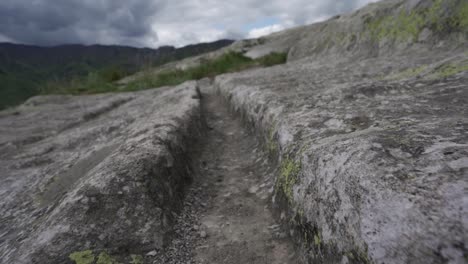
287,210,351,263
266,125,278,155
365,0,468,42
314,234,321,246
130,254,144,264
457,2,468,29
388,65,427,80
334,32,350,45
277,157,301,202
429,62,468,79
425,0,444,32
69,250,95,264
96,252,118,264
366,9,425,41
445,1,468,31
346,249,372,264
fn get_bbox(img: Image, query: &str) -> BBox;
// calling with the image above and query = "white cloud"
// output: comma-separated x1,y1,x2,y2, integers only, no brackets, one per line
247,24,285,39
0,33,13,43
0,0,381,48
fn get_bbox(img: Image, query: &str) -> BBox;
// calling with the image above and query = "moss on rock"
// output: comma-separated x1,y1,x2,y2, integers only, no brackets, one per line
456,2,468,29
388,65,428,80
266,125,278,155
130,254,144,264
277,157,301,202
429,61,468,79
69,250,95,264
366,0,468,42
96,252,118,264
366,9,425,41
346,249,373,264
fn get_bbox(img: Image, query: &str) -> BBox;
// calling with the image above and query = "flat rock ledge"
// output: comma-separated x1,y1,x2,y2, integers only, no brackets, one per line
0,82,204,263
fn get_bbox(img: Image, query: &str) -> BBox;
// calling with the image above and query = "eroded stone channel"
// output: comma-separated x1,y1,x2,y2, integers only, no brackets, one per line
153,83,297,263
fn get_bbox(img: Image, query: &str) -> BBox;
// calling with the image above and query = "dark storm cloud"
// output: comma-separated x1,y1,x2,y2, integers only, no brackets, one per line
0,0,379,48
0,0,162,46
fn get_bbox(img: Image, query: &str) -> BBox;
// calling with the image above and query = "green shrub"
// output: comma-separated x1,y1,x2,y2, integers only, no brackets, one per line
40,71,118,95
123,51,287,91
99,66,127,82
257,52,288,67
38,51,288,96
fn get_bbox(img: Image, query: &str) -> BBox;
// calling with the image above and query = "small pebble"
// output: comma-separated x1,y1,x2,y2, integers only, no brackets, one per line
248,186,259,193
200,230,207,238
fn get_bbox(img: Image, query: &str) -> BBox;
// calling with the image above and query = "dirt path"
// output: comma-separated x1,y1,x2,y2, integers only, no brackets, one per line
153,84,297,263
193,85,297,264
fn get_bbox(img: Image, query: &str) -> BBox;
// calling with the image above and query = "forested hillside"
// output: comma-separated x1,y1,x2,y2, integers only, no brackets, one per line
0,40,233,109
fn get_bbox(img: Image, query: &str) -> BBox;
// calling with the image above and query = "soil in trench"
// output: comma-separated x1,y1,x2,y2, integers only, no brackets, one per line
153,84,297,264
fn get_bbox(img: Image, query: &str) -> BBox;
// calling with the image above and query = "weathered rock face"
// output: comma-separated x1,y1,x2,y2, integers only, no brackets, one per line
216,51,468,264
232,0,468,62
213,0,468,263
287,0,468,61
1,0,467,263
0,82,203,263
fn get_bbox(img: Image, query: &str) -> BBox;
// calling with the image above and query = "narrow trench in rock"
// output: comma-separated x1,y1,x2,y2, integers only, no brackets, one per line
153,83,297,264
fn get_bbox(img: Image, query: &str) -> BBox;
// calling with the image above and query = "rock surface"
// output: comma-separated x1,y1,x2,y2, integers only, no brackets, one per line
0,82,203,263
214,0,468,262
1,0,468,263
216,54,468,263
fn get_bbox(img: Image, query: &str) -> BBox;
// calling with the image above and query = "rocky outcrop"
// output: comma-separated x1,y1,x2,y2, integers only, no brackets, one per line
216,51,468,264
1,0,467,263
0,82,204,263
214,0,468,263
229,0,468,63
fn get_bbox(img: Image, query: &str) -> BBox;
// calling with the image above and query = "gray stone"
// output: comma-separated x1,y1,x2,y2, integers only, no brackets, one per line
2,0,468,263
213,1,468,263
0,82,203,263
200,231,207,238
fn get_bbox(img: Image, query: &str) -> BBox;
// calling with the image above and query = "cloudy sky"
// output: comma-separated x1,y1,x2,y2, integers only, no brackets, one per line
0,0,379,48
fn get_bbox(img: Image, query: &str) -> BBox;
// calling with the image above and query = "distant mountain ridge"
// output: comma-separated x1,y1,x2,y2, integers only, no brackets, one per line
0,39,234,109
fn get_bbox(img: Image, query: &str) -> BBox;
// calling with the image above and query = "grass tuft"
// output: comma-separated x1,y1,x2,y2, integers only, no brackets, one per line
277,157,301,202
257,52,288,67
